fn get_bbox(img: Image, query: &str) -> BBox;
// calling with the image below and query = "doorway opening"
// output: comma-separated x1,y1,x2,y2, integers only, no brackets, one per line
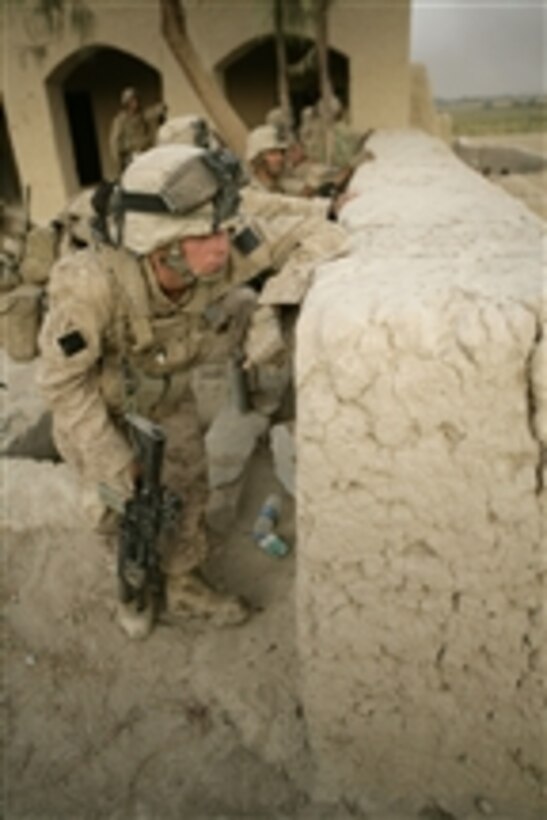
0,105,22,206
220,36,349,129
64,90,102,186
47,46,162,191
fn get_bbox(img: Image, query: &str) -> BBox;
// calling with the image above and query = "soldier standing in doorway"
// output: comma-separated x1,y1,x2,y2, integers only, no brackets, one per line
109,86,167,176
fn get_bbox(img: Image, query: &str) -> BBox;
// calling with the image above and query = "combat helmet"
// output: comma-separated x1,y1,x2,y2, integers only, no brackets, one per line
111,144,244,255
120,87,138,107
157,115,215,150
315,94,343,120
265,106,293,135
245,124,288,165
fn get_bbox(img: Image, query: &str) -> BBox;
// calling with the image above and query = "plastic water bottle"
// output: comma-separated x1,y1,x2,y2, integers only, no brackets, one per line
252,494,290,558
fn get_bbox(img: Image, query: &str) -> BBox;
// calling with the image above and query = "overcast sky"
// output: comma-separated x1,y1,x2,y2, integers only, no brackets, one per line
410,1,546,99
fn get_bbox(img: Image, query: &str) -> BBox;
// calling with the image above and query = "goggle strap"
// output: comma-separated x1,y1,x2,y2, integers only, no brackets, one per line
117,192,170,214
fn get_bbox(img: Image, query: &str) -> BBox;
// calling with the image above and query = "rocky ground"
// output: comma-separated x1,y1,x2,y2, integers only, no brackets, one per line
493,170,547,221
463,132,547,158
3,448,346,820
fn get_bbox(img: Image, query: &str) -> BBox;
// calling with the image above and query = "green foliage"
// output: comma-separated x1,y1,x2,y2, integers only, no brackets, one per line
447,100,547,136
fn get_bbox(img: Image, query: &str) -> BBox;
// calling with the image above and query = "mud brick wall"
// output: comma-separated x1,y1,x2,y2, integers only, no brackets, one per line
296,130,546,818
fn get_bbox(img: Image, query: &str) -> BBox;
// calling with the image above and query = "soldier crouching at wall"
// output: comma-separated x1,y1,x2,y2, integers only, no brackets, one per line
38,143,348,641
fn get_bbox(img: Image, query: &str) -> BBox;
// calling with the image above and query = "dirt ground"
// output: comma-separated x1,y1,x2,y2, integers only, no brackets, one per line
2,442,362,820
462,132,547,158
458,131,547,221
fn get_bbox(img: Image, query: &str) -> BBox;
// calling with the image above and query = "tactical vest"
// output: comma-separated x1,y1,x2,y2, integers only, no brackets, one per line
97,230,277,417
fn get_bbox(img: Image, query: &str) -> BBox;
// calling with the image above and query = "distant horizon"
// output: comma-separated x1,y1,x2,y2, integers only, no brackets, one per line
411,2,545,101
434,91,547,104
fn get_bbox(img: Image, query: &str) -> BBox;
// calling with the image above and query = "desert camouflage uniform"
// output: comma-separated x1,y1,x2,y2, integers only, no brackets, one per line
280,158,340,198
247,174,284,195
241,185,329,220
299,109,324,163
0,219,60,363
55,188,96,254
38,212,347,575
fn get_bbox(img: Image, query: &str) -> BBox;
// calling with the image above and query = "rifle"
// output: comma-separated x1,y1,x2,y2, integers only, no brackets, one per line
311,165,354,199
306,129,376,199
107,414,182,612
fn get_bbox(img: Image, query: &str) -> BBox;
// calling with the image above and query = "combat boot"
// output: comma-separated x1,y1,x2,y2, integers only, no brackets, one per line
116,592,155,640
165,571,249,627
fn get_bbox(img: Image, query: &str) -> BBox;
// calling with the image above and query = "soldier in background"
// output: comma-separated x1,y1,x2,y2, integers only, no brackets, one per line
298,105,323,164
109,86,167,176
281,137,342,199
264,106,294,141
243,122,355,220
245,124,289,194
300,95,373,170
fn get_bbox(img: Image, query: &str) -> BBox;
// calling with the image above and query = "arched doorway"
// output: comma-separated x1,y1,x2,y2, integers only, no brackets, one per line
220,37,349,129
47,47,162,190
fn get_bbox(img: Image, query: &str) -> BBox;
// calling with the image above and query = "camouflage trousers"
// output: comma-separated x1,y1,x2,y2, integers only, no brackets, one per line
158,396,209,577
57,392,209,578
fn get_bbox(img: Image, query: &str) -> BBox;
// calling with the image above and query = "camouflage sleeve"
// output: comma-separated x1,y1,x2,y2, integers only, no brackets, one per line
243,304,286,368
241,187,329,221
241,215,348,367
109,114,122,167
38,253,134,498
144,102,167,124
257,215,349,306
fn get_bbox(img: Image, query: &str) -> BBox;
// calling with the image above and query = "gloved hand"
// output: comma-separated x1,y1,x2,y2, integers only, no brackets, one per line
243,305,286,369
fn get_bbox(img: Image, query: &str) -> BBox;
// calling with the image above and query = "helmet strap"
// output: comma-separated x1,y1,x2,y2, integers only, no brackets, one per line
162,241,197,289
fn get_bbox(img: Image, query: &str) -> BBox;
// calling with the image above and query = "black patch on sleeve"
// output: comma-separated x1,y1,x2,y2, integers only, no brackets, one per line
57,330,87,357
233,227,261,256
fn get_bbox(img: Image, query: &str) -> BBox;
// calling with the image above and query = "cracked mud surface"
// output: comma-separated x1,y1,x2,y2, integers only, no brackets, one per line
3,447,354,820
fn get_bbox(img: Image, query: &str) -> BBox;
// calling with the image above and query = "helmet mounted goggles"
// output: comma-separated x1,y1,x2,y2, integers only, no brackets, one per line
112,148,244,246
